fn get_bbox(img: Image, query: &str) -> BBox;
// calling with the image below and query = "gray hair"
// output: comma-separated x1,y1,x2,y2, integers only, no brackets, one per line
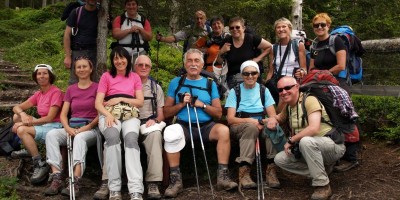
183,48,204,65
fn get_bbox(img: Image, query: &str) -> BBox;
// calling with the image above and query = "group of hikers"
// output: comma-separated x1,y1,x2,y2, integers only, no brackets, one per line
8,0,361,200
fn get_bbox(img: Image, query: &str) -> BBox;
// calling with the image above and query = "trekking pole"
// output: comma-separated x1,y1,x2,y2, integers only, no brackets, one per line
156,31,160,81
192,96,215,199
256,138,264,200
179,93,200,195
67,134,75,200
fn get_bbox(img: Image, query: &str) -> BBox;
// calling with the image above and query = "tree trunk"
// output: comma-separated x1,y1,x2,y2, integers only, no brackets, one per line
5,0,9,8
42,0,46,8
361,38,400,53
291,0,303,30
169,0,179,34
96,0,109,79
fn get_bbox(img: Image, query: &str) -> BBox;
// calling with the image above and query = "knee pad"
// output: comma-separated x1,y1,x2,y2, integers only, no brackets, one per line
124,132,139,149
164,124,185,153
103,127,120,146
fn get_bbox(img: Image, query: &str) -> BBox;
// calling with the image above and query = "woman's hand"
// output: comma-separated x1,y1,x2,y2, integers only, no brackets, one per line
106,115,116,127
12,122,24,133
20,113,33,126
65,126,77,137
220,43,231,55
105,98,121,107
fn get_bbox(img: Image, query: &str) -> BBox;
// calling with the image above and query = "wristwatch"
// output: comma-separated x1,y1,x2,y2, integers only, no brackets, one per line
203,104,207,109
288,137,295,145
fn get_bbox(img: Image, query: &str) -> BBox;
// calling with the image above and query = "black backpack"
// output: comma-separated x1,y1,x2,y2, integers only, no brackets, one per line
110,13,151,55
0,120,21,156
61,1,84,21
174,70,227,101
233,83,266,118
143,77,160,120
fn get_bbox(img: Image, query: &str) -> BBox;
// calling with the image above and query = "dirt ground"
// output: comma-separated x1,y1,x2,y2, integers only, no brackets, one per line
1,139,399,200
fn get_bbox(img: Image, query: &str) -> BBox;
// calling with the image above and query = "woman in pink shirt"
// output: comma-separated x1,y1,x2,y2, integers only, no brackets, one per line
95,46,144,199
11,64,63,184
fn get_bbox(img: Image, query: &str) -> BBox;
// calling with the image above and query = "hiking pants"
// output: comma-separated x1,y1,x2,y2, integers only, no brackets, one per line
46,128,98,176
230,123,277,165
274,136,345,186
141,130,163,182
98,115,143,194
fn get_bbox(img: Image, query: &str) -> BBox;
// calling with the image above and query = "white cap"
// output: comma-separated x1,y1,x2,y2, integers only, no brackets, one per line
240,60,259,73
164,124,186,153
34,64,53,73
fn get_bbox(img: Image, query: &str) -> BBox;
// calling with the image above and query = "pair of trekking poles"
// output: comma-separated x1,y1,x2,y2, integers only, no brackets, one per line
178,93,215,199
67,134,76,200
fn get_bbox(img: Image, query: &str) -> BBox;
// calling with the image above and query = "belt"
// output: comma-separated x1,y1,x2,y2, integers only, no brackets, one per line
176,119,212,127
235,111,264,118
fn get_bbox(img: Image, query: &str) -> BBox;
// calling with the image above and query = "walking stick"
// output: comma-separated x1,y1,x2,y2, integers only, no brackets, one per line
67,134,75,200
192,96,215,199
256,138,264,200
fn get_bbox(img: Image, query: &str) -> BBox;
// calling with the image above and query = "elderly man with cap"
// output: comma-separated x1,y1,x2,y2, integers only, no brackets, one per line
163,48,237,198
11,64,63,184
225,60,281,189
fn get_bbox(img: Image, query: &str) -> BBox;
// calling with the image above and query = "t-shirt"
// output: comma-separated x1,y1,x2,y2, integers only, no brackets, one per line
273,43,300,76
312,36,346,70
167,76,219,123
225,83,275,119
64,82,98,119
139,79,164,120
67,6,98,47
112,13,152,55
224,33,262,76
28,85,63,122
98,72,142,97
174,24,210,52
288,94,332,136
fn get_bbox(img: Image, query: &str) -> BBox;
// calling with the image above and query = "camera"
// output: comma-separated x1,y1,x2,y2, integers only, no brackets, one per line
291,142,302,159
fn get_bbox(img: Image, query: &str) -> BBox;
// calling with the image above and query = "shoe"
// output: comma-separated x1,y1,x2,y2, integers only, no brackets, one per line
164,171,183,198
11,149,30,159
130,192,143,200
334,160,359,172
61,176,80,197
217,167,238,191
44,172,64,196
325,163,335,175
109,190,122,200
147,182,161,199
311,184,332,200
93,180,109,200
238,166,256,189
30,159,50,184
265,163,280,188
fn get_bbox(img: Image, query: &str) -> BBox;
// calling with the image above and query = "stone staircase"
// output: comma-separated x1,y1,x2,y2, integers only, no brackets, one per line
0,59,37,124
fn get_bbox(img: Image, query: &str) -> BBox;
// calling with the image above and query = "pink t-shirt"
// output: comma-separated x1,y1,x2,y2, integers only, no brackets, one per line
98,72,142,97
28,85,63,122
64,82,98,119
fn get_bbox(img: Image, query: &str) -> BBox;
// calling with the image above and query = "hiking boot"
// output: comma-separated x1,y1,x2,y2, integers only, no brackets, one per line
217,168,238,191
93,180,109,200
61,176,80,197
311,184,332,200
334,160,359,172
11,149,30,159
164,171,183,198
238,166,256,189
30,159,50,184
265,163,280,188
325,163,335,175
147,182,161,199
44,172,64,196
130,192,143,200
109,191,122,200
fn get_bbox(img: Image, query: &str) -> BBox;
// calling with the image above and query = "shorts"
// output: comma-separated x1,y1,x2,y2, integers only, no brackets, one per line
34,122,63,143
177,120,214,143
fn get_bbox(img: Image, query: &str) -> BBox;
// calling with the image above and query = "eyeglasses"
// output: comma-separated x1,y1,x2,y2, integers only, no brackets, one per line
313,23,327,29
136,63,151,69
229,26,241,30
242,71,258,77
277,84,296,93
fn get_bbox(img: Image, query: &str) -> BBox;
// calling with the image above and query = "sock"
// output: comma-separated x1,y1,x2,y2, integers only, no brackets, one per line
266,158,274,165
170,166,180,174
239,161,251,167
32,155,41,163
218,164,228,170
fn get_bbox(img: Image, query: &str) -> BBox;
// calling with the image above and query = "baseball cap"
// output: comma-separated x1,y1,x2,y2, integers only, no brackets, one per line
34,64,53,73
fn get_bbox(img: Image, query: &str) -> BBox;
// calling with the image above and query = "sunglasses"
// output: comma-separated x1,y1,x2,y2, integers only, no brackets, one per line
229,26,241,30
278,84,296,93
136,63,151,69
242,71,258,77
313,23,327,28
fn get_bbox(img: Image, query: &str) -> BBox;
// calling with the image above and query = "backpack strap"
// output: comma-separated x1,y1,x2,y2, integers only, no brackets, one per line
76,6,83,26
272,44,278,69
234,84,241,111
143,78,158,119
292,39,300,63
328,35,336,55
260,84,266,108
300,93,333,128
174,76,212,99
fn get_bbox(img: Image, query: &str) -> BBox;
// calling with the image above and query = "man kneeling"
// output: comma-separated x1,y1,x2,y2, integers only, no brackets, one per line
267,76,345,200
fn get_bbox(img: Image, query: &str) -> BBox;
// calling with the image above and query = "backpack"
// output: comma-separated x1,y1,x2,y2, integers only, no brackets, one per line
299,70,358,137
0,120,21,156
311,25,365,85
174,70,227,101
143,77,160,120
233,83,266,118
110,13,151,55
61,1,84,21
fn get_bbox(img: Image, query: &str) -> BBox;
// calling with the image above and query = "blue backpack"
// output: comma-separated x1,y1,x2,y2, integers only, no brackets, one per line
312,26,365,85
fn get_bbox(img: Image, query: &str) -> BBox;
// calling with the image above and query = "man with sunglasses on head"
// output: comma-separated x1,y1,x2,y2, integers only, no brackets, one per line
63,0,99,85
225,60,279,189
267,76,345,200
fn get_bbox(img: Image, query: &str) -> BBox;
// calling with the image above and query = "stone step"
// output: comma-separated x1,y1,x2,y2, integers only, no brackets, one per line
0,68,30,74
0,80,37,89
6,74,31,81
0,89,34,101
